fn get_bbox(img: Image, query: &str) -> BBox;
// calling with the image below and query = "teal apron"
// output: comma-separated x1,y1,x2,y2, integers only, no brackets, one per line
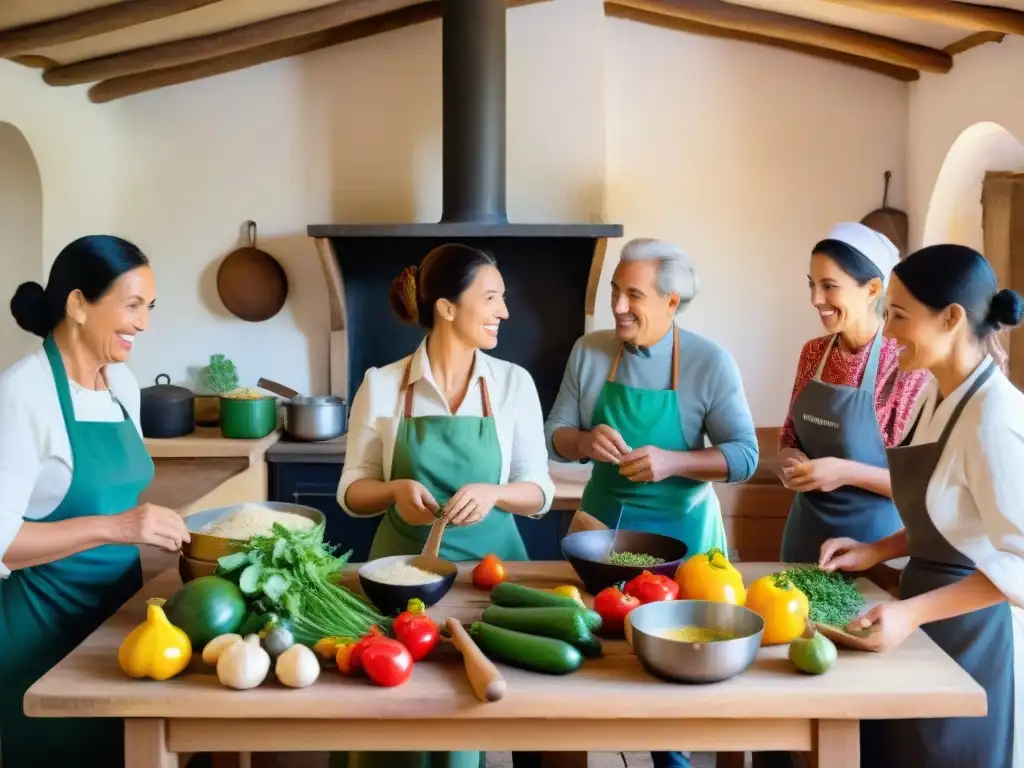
0,335,154,767
579,325,727,556
335,359,525,768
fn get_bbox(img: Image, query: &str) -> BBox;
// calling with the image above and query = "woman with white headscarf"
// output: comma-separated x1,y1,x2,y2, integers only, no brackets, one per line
777,223,930,563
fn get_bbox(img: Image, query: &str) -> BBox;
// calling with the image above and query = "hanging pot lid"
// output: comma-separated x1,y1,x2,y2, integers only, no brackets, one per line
141,374,194,406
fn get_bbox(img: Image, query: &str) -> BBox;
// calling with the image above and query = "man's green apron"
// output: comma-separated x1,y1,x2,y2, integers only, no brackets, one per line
0,335,154,768
334,361,526,768
579,325,727,557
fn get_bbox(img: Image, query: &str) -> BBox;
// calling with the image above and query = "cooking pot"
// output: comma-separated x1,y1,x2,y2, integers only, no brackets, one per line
257,378,346,442
140,374,195,438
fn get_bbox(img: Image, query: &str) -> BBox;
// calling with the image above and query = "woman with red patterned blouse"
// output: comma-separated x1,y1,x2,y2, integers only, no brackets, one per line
778,222,930,564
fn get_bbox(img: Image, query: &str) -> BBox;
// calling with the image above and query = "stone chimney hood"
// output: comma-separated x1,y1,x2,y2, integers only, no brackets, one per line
307,0,621,240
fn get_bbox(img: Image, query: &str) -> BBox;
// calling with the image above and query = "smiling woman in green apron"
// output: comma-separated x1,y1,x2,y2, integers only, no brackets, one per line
820,244,1023,768
777,223,930,564
544,238,758,768
334,243,555,768
0,236,191,768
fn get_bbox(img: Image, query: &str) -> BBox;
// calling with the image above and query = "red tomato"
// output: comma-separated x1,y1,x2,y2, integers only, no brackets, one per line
393,598,440,661
472,553,508,591
593,583,640,636
623,571,680,604
361,637,414,687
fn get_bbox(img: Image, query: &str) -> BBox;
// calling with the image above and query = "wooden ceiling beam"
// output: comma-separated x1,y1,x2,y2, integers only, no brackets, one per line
944,30,1006,55
820,0,1024,37
606,3,919,80
0,0,223,58
44,0,424,86
86,0,544,103
612,0,952,73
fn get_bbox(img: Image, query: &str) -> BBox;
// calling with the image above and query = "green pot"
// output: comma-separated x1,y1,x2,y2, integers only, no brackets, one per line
218,396,278,439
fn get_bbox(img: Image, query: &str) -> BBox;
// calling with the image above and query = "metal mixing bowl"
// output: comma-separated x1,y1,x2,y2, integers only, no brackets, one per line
628,599,764,684
181,501,326,562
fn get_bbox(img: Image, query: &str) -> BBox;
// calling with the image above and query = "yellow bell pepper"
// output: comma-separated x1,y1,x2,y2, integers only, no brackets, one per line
745,572,810,646
674,548,746,605
118,599,192,680
551,585,585,606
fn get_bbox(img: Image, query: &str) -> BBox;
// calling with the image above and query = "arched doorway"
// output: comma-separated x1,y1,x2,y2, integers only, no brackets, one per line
922,121,1024,251
0,122,43,369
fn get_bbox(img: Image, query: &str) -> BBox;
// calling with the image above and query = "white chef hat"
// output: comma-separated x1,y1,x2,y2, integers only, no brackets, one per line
816,222,899,286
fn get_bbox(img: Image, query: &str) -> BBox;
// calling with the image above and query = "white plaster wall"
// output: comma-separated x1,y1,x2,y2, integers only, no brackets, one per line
603,17,909,424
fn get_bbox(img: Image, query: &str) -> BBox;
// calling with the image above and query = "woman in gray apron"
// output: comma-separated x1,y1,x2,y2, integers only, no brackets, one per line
778,222,929,564
0,236,190,767
821,243,1023,767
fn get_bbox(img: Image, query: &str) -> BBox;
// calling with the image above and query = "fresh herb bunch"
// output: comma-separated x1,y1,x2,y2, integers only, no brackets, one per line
217,522,390,645
605,551,666,567
204,354,240,394
781,565,864,627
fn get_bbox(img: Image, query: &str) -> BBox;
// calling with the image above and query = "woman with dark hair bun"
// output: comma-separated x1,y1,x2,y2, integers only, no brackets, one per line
334,243,554,768
0,235,189,768
778,222,930,564
821,243,1024,768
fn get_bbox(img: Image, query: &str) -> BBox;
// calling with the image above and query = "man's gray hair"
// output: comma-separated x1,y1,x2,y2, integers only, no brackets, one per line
620,238,700,316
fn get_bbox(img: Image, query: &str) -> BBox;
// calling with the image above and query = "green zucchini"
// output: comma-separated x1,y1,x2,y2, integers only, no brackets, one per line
469,622,583,675
481,606,602,657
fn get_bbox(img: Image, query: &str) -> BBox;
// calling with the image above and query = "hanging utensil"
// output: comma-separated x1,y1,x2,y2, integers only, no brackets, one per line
444,618,506,702
861,171,909,259
217,220,289,322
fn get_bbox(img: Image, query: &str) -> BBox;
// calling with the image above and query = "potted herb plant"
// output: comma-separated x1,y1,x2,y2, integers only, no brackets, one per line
204,355,278,439
194,354,238,427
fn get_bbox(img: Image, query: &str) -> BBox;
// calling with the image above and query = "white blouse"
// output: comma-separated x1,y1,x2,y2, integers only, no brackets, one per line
907,357,1024,607
0,346,142,578
906,357,1024,768
337,340,555,518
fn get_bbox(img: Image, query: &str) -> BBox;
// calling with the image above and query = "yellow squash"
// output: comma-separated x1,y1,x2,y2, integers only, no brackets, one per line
674,548,746,605
745,572,810,646
118,599,193,680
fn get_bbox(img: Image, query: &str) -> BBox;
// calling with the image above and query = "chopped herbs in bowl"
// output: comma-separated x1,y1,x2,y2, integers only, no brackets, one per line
604,551,666,567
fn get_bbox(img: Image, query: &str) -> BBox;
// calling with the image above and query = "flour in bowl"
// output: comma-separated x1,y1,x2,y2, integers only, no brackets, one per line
368,562,444,585
200,504,316,540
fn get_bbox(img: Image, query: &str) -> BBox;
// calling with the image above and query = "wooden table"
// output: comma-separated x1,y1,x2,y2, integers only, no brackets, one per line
24,562,986,768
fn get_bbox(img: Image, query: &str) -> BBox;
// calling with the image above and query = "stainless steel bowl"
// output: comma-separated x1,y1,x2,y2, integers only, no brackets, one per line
181,501,326,562
628,600,764,684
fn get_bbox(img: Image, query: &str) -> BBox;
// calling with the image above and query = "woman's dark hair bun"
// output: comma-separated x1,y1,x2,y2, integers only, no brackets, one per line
10,281,50,337
987,288,1024,329
388,265,420,325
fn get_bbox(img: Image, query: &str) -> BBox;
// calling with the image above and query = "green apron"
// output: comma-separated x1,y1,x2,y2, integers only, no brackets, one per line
579,325,727,557
334,360,524,768
0,335,154,768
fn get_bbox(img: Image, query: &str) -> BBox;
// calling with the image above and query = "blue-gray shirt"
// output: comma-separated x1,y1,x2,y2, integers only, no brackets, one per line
544,326,759,483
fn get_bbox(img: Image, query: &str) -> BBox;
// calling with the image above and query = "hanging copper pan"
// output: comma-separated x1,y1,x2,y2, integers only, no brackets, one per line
216,220,288,322
861,171,909,259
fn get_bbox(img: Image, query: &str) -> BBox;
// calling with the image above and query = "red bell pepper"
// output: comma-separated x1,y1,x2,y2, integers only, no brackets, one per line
361,637,414,687
393,598,440,661
624,570,680,604
593,582,640,636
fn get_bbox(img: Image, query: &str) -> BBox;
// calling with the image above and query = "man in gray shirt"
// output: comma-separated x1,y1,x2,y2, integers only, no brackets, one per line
545,239,758,768
546,237,758,553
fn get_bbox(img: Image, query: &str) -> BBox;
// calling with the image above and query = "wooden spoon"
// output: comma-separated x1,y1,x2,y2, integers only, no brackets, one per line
445,618,506,702
409,516,448,573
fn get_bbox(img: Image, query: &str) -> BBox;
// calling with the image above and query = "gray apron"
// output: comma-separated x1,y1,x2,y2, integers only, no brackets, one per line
861,360,1015,768
780,331,902,563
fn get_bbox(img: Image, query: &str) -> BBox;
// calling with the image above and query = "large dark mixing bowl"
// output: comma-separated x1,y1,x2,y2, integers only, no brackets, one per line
357,555,458,616
561,529,688,595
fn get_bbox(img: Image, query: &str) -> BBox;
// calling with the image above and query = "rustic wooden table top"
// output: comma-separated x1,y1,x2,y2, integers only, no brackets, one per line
25,561,985,723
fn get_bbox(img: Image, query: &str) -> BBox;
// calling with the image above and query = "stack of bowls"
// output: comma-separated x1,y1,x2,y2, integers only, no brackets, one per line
178,501,325,583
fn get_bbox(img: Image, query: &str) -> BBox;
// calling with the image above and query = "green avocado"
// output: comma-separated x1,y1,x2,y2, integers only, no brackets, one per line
788,628,838,675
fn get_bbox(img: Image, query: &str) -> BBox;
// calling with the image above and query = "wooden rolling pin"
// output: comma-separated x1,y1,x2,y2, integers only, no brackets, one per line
445,618,506,702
